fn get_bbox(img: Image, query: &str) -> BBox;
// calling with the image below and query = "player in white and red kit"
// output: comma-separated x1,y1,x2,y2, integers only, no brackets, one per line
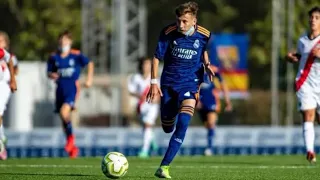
0,46,17,160
0,31,18,160
128,57,159,158
287,6,320,163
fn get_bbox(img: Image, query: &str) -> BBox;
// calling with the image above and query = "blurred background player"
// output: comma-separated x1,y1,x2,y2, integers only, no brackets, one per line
146,2,215,178
287,6,320,163
197,66,232,156
0,47,17,160
127,57,159,158
0,31,18,160
47,30,94,158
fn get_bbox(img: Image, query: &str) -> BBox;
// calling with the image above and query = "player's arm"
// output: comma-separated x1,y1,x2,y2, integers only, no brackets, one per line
287,40,301,63
78,53,94,87
203,51,215,81
47,55,59,80
85,61,94,87
216,72,232,111
12,56,19,75
146,27,169,103
0,48,17,92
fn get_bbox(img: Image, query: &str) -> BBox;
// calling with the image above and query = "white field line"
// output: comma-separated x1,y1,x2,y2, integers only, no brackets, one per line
0,164,317,169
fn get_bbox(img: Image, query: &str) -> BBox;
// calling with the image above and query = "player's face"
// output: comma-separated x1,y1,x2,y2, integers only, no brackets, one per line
142,59,151,75
0,35,7,49
309,12,320,31
176,13,196,34
59,36,72,48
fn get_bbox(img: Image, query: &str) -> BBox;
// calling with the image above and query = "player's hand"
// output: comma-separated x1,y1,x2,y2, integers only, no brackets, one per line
312,48,320,58
286,51,300,63
49,73,59,81
9,79,17,93
204,64,215,82
224,101,233,112
146,84,163,103
84,79,92,88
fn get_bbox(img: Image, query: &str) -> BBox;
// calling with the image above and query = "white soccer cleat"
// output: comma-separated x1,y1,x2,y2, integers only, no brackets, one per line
307,151,316,164
204,148,213,156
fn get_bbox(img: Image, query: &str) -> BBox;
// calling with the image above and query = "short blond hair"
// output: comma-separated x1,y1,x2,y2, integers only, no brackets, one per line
0,31,10,49
175,1,199,17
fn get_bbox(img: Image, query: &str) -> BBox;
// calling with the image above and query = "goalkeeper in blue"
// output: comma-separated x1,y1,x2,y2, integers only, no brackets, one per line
146,1,215,178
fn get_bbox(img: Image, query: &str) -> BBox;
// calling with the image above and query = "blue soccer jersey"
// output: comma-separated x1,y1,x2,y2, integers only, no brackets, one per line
47,49,90,111
154,23,211,91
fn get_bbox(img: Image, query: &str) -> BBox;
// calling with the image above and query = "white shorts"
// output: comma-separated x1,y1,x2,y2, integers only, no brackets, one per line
0,82,11,116
296,85,320,113
139,103,159,125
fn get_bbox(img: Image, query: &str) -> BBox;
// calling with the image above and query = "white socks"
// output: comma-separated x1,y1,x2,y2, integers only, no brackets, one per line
303,122,315,153
0,124,4,141
142,127,153,152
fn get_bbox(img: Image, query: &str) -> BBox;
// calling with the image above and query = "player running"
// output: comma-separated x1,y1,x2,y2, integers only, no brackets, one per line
146,2,214,178
0,31,19,160
128,57,159,158
287,6,320,163
0,47,17,160
47,30,94,158
197,67,232,156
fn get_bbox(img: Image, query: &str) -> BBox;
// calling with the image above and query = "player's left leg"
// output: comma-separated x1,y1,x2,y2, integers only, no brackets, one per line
139,104,159,158
59,102,79,158
155,91,197,178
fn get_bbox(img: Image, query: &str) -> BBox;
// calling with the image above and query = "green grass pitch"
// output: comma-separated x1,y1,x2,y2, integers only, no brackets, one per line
0,155,318,179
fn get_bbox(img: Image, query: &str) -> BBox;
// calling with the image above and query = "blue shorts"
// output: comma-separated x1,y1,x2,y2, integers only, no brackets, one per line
198,90,220,121
55,82,79,112
160,86,199,120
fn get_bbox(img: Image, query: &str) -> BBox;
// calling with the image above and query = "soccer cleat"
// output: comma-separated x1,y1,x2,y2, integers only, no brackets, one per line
69,146,79,159
306,151,316,164
138,150,149,158
204,148,213,156
154,165,171,179
65,135,75,153
0,141,7,160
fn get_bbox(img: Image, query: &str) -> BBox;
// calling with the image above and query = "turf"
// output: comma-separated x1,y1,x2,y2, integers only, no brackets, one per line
0,155,319,179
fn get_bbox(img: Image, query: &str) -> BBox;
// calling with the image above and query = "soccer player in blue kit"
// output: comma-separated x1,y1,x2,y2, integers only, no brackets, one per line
198,67,232,156
47,30,94,158
146,2,215,178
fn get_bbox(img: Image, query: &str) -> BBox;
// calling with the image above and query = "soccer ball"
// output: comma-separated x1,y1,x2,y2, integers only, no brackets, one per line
101,152,129,179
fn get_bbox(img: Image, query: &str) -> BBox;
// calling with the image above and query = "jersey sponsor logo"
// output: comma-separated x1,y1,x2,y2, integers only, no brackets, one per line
58,67,75,77
69,59,75,66
193,39,200,49
171,47,198,59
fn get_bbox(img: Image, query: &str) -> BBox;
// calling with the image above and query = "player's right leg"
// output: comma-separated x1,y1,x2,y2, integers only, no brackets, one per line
204,111,218,156
160,87,179,134
0,82,11,160
56,94,79,158
297,90,317,163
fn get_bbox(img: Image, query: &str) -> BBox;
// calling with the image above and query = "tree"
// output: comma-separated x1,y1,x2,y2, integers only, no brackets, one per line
0,0,81,60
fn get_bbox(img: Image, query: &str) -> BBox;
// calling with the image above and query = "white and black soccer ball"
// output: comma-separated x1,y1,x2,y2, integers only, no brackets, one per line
101,152,129,179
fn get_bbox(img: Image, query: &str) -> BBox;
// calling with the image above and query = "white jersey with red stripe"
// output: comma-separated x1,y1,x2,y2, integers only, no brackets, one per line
128,73,159,125
0,48,12,83
295,34,320,111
